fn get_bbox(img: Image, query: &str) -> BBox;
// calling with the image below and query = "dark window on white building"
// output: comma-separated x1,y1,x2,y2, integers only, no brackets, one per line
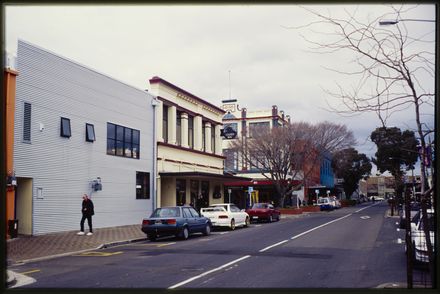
23,102,32,142
60,117,71,138
107,122,140,159
136,172,150,199
86,123,95,142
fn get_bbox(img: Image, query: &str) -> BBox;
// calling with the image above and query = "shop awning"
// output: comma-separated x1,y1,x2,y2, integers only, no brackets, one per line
159,171,252,181
224,179,302,187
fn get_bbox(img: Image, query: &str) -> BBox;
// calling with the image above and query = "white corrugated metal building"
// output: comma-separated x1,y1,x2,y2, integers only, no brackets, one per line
13,40,156,235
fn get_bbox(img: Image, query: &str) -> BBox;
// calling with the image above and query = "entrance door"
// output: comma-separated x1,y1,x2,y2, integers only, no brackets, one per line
199,181,210,209
176,179,186,206
190,180,199,210
16,178,33,235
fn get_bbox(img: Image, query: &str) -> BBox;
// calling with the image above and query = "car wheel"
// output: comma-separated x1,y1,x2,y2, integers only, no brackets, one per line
268,215,273,223
230,219,236,230
179,227,189,240
244,217,250,227
147,233,156,241
203,223,211,236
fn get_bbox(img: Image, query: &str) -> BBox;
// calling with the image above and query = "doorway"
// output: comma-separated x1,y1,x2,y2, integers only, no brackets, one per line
16,177,33,235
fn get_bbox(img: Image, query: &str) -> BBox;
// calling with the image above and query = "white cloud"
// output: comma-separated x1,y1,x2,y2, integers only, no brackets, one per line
5,4,435,169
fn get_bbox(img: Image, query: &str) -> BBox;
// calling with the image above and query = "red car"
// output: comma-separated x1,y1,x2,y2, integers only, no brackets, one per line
246,203,281,223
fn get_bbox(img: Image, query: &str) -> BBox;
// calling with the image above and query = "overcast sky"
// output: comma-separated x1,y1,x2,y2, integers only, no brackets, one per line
5,4,436,174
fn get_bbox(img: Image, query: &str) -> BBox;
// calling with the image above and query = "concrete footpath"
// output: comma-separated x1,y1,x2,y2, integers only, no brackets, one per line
6,224,147,287
7,224,147,265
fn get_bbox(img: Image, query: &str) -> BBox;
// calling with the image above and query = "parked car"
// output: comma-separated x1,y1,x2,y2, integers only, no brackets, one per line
316,197,333,211
409,209,435,264
200,203,250,230
399,202,421,229
141,206,211,241
245,203,281,223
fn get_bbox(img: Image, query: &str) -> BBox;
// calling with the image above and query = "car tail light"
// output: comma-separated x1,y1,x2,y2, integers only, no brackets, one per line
142,219,151,225
167,219,177,225
218,215,228,219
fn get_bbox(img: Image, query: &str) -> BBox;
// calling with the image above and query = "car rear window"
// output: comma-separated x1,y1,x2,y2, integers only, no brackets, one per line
252,203,268,209
203,206,226,212
151,207,180,218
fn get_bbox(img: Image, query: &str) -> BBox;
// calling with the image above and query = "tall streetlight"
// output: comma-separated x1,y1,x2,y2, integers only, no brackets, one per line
379,18,435,25
378,16,436,289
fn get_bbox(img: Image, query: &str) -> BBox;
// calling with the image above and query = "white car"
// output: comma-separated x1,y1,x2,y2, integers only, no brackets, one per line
410,209,435,264
200,203,250,230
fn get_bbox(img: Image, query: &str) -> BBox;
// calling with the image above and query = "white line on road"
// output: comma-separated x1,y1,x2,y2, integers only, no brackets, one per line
259,240,289,252
355,202,381,213
168,255,251,289
291,213,353,240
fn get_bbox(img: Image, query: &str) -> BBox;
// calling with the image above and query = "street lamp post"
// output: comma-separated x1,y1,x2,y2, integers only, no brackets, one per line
379,18,435,25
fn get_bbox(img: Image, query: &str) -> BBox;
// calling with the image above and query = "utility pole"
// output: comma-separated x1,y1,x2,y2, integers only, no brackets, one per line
404,186,413,289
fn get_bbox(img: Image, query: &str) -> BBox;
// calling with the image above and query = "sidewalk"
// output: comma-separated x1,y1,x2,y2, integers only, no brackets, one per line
6,224,147,266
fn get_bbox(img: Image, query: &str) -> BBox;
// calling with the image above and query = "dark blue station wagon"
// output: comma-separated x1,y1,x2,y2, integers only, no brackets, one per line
141,206,212,241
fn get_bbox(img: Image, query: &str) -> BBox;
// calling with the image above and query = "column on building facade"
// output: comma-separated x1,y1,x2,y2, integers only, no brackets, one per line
181,112,189,148
156,101,163,142
204,121,212,153
194,115,203,151
168,105,177,145
215,124,222,156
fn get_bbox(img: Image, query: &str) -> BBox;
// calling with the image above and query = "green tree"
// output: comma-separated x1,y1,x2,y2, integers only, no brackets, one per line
332,148,372,199
370,127,418,198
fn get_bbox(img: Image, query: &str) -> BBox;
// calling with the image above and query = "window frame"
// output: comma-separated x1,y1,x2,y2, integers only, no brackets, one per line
85,123,95,142
23,102,32,143
107,122,140,159
136,171,150,199
60,117,72,138
163,105,169,143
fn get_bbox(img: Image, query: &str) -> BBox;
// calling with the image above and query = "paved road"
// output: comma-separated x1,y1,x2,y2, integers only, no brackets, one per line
10,201,408,288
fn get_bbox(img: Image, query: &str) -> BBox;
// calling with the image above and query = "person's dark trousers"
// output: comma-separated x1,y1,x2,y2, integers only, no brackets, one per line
80,214,93,232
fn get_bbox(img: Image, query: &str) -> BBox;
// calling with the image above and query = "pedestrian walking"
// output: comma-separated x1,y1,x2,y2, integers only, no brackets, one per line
77,194,94,236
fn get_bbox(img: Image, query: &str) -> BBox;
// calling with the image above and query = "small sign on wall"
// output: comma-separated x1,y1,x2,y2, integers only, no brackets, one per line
37,187,43,199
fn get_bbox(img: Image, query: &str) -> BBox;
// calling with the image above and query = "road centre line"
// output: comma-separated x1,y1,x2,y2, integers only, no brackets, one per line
259,240,289,252
168,255,251,289
19,269,41,275
355,202,381,213
291,213,353,240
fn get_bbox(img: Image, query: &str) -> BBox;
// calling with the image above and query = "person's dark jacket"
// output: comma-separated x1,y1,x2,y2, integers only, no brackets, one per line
82,199,94,216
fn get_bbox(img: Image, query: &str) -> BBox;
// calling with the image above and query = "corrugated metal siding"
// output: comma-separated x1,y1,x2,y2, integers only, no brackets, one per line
14,40,155,235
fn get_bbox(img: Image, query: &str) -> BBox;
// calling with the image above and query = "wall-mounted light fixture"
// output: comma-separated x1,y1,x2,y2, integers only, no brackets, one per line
91,177,102,192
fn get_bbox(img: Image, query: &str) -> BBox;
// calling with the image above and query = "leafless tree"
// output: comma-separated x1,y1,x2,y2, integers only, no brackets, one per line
290,5,435,285
230,121,355,207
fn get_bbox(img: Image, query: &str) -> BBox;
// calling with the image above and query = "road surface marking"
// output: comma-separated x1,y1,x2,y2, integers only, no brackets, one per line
259,240,289,252
355,202,380,213
168,255,251,289
19,269,40,275
219,232,229,235
397,238,403,244
73,251,123,257
133,242,176,247
397,228,401,232
255,224,262,227
291,213,353,240
360,216,370,219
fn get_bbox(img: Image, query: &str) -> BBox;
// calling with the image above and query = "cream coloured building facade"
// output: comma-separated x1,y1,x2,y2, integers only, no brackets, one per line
149,77,246,210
